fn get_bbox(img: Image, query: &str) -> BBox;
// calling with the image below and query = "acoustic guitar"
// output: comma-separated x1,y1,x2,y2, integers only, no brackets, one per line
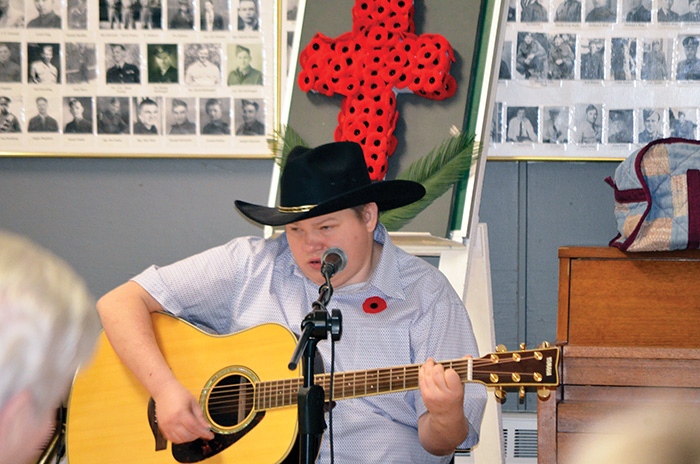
66,312,559,463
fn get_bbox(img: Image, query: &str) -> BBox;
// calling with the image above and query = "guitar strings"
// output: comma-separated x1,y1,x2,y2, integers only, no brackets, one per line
198,355,553,414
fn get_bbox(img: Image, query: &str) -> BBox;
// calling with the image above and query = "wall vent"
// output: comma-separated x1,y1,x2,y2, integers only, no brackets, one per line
454,412,537,464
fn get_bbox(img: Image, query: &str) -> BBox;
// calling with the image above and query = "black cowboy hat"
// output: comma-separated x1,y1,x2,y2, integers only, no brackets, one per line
235,141,425,226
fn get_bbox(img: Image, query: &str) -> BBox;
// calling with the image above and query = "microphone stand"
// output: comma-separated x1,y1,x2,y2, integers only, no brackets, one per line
288,270,342,464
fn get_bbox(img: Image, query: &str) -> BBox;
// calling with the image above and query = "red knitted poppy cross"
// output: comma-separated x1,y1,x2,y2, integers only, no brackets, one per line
297,0,457,180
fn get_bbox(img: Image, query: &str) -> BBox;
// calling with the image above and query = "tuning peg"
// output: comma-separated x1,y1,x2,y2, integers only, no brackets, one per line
519,342,526,351
495,344,507,353
494,387,506,402
538,341,551,349
519,386,526,402
537,387,551,400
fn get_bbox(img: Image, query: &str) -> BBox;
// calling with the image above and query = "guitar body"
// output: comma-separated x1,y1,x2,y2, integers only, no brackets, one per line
67,312,302,464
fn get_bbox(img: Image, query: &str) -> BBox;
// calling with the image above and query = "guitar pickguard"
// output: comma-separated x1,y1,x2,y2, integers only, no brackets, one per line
171,411,265,463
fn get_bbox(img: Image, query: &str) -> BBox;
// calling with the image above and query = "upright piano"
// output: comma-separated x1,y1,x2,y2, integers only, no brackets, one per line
537,246,700,463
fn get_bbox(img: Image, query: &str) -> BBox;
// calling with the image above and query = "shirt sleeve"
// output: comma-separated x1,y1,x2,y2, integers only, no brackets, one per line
131,237,261,334
408,271,487,450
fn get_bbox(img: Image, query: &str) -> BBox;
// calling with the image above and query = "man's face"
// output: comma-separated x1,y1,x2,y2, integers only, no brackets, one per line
0,0,9,12
197,48,209,63
0,99,8,115
660,0,673,9
37,99,48,114
524,34,533,45
235,50,251,70
155,53,170,71
41,47,52,63
173,104,187,124
285,206,377,287
112,46,125,64
238,0,256,24
554,36,563,47
691,0,700,13
241,103,257,123
139,103,158,128
645,113,660,132
35,0,52,15
0,45,10,63
109,100,120,114
590,41,601,53
207,103,222,121
586,108,597,123
684,40,698,59
70,101,84,119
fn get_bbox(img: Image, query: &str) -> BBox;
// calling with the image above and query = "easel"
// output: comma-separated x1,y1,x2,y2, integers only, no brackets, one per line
270,1,508,462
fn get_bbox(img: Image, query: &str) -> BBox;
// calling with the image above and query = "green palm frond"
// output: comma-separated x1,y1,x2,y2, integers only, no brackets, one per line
380,132,479,231
270,126,308,170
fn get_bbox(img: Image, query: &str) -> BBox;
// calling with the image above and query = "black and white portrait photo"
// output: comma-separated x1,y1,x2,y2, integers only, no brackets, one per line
547,34,575,80
184,43,221,86
680,0,700,21
147,44,178,84
624,0,651,22
0,43,22,83
234,98,264,136
515,32,547,80
167,97,197,135
105,43,141,84
65,43,97,84
168,0,194,29
27,43,60,84
67,0,87,28
63,96,93,134
542,106,569,143
27,0,61,28
200,97,230,135
676,35,700,81
506,106,538,143
237,0,258,31
658,0,680,21
520,0,548,21
607,109,634,144
132,97,162,135
611,37,637,81
0,95,22,133
96,96,130,135
573,104,602,144
200,0,228,30
638,108,664,143
580,38,605,80
226,43,263,85
554,0,581,22
641,39,669,81
27,96,59,133
0,0,24,27
670,108,698,139
586,0,617,22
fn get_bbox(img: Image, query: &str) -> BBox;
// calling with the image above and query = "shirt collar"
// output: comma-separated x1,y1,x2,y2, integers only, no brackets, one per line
274,222,406,300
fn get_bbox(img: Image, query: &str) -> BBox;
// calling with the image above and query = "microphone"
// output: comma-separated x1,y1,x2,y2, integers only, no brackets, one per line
321,247,347,278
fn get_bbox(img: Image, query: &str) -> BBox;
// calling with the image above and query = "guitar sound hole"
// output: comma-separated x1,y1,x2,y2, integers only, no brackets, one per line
206,374,254,429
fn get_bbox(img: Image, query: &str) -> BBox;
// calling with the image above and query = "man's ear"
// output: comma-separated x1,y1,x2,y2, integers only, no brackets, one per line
364,202,379,231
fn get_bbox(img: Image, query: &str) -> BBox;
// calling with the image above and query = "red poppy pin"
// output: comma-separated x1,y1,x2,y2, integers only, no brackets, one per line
362,296,387,314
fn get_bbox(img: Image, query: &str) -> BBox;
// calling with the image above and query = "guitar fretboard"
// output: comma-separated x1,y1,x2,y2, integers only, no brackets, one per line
251,359,473,411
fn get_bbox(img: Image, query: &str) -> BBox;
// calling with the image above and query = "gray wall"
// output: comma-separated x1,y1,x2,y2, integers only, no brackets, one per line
0,157,275,297
479,160,619,410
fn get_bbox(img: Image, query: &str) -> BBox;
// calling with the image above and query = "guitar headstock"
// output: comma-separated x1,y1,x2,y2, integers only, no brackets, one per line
472,342,560,402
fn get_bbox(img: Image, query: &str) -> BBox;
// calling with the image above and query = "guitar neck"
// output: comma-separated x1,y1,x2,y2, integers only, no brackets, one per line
254,347,559,411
